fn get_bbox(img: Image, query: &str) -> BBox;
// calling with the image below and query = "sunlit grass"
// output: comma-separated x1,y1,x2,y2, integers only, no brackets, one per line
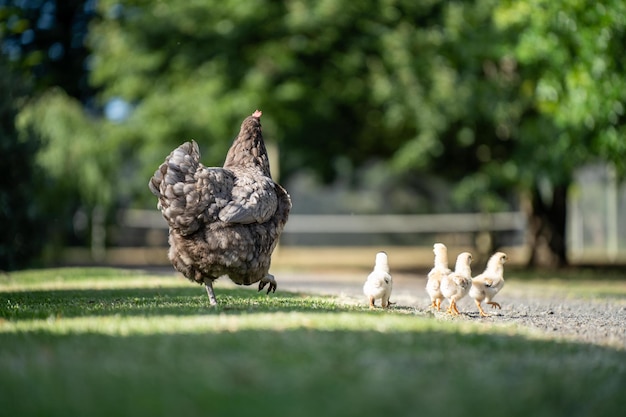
1,268,625,417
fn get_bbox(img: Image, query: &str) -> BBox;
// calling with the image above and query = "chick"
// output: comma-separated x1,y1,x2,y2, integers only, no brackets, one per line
440,252,473,316
363,251,393,309
470,252,508,317
426,243,452,311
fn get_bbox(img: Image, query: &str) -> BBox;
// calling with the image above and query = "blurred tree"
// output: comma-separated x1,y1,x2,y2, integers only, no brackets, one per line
0,0,97,100
85,0,513,201
0,59,45,269
488,0,626,265
6,0,625,267
0,0,99,266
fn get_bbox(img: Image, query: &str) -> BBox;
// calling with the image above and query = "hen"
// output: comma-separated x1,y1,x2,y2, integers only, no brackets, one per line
470,252,508,317
425,243,452,311
148,110,292,306
363,251,393,309
440,252,473,316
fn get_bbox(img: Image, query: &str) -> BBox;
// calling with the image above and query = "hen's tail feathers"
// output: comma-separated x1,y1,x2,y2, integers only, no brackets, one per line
149,141,205,235
149,141,200,195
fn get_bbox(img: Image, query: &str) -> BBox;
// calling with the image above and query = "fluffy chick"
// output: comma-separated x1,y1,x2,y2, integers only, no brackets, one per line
426,243,452,311
470,252,508,317
440,252,473,316
363,251,393,309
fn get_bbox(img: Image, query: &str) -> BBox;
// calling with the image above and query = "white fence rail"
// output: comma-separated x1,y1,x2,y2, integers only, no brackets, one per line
118,210,526,235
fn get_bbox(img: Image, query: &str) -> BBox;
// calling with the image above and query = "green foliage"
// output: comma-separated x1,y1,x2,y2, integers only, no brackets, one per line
1,268,626,417
3,0,626,265
0,2,101,266
82,0,531,209
17,89,118,208
0,60,46,270
0,1,96,99
495,0,626,177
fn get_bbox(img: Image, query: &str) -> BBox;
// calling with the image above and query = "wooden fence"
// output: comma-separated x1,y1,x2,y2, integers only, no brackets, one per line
61,210,528,269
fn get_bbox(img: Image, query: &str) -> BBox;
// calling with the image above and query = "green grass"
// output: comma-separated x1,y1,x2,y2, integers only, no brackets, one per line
1,268,625,417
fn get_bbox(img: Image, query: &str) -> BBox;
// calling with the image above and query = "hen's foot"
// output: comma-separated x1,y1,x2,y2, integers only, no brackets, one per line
258,274,277,294
487,301,501,309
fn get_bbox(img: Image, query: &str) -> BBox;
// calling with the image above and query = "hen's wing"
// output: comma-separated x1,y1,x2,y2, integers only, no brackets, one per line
218,174,278,224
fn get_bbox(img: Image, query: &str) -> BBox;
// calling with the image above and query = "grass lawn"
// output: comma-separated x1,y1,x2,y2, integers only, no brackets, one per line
1,267,625,417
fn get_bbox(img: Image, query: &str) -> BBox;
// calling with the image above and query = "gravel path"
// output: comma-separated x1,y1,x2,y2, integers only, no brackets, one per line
276,270,626,350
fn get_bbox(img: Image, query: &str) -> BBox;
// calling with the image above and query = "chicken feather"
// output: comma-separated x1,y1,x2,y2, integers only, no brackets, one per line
363,251,393,309
149,110,291,305
470,252,508,317
425,243,452,311
440,252,473,316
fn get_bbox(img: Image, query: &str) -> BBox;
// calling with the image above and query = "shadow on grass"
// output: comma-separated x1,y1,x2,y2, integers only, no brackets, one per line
0,286,353,320
0,323,625,417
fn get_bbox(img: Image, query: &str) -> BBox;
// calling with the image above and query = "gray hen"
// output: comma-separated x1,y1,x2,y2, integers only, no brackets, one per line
149,110,292,305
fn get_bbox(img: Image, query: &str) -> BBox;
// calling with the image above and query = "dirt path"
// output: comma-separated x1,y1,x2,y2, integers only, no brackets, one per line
275,270,626,350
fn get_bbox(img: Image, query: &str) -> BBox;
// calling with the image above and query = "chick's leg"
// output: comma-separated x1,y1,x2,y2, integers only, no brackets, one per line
475,299,489,317
448,300,459,316
487,301,501,309
435,299,442,311
203,278,218,306
369,296,376,309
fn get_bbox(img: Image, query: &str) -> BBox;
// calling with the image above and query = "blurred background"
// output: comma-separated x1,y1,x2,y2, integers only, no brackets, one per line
1,0,625,271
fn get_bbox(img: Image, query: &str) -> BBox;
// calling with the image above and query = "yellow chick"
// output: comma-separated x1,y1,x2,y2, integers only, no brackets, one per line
363,251,393,309
426,243,452,311
470,252,508,317
440,252,473,316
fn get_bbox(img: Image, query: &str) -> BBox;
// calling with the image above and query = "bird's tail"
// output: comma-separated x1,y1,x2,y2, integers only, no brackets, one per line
149,141,200,196
149,141,204,235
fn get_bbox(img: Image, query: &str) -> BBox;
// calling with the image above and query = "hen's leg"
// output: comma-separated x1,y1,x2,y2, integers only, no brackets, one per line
487,301,501,309
475,299,489,317
203,278,218,306
258,274,277,294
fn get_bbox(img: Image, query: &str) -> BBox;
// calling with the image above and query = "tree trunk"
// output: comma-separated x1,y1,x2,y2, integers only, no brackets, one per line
526,183,568,268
